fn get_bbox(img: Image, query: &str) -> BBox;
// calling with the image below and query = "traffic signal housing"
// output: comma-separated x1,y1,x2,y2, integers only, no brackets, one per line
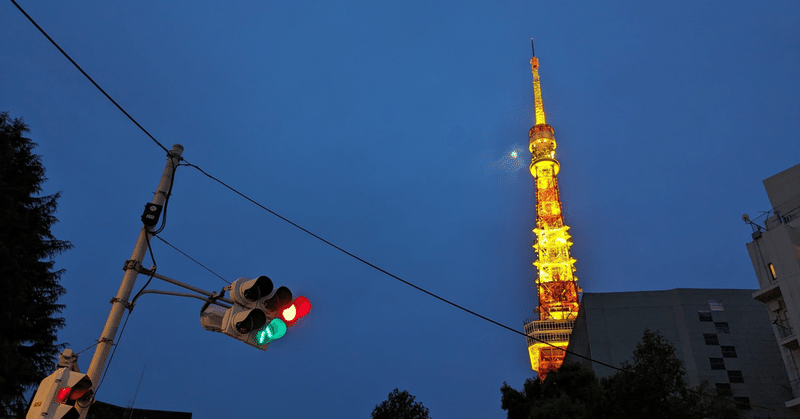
200,276,310,350
27,368,92,419
220,276,275,350
252,286,293,346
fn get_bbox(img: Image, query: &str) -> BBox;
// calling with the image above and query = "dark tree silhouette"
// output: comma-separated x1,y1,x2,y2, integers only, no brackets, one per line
501,330,740,419
0,112,71,417
371,388,430,419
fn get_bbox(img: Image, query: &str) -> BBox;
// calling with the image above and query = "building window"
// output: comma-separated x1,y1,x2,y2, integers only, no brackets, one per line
709,300,725,311
715,383,732,396
728,370,744,383
698,310,713,322
734,397,751,410
721,346,737,358
715,322,730,334
703,334,719,345
709,358,726,370
768,263,777,279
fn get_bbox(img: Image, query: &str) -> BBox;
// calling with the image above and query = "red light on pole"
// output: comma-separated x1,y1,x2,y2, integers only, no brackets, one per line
55,374,92,405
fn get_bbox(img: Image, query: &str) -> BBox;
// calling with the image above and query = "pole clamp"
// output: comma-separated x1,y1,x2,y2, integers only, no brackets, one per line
122,259,141,271
109,297,132,309
200,287,227,313
137,264,156,276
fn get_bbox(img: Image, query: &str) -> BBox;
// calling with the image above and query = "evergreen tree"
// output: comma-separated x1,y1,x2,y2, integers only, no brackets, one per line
501,330,740,419
0,112,72,417
372,388,430,419
501,362,601,419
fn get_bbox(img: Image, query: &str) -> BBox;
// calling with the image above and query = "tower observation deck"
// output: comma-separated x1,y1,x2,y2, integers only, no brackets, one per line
523,41,581,379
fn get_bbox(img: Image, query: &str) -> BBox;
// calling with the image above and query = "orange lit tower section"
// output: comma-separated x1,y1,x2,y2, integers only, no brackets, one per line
523,41,581,379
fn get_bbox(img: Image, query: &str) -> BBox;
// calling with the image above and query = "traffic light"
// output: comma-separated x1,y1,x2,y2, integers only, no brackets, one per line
27,368,92,419
219,276,274,350
200,276,310,350
255,295,312,344
252,286,293,345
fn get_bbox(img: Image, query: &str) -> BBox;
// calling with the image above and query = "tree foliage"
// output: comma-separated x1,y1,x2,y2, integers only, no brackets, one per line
501,330,740,419
372,388,430,419
0,112,72,417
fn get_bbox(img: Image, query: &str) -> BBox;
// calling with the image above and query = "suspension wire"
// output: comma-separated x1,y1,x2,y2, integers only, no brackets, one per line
177,162,800,412
129,233,158,308
8,0,169,154
152,157,179,235
154,235,231,284
92,310,131,397
75,341,99,356
180,160,623,372
11,4,780,411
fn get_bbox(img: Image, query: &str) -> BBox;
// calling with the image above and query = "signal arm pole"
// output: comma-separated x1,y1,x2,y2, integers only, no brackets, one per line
77,144,184,419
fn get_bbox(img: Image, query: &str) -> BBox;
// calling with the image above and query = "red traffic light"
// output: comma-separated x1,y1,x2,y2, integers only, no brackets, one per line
281,296,311,325
55,375,92,405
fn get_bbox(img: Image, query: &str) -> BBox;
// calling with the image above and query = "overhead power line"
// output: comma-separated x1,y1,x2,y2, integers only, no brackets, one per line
154,235,231,284
180,160,623,372
17,8,784,414
8,0,618,373
9,0,170,155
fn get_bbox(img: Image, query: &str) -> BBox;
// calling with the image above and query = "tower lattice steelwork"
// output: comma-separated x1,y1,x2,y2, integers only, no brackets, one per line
523,42,581,379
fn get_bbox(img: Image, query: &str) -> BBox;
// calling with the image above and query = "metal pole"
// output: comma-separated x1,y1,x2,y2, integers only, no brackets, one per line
144,270,233,305
78,144,183,419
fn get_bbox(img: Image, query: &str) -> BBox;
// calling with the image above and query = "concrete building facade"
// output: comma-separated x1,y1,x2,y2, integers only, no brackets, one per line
744,162,800,409
564,288,792,418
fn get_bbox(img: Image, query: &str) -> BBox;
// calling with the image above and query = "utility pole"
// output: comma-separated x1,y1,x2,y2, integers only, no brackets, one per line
77,144,183,419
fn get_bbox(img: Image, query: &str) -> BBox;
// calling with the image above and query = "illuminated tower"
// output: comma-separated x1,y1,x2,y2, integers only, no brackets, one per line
523,41,581,379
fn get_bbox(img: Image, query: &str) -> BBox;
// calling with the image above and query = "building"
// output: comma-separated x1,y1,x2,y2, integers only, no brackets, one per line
522,42,582,378
87,401,192,419
744,162,800,409
564,288,793,418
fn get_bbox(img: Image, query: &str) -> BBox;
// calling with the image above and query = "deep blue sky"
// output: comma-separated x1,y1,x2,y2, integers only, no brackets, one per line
3,1,799,418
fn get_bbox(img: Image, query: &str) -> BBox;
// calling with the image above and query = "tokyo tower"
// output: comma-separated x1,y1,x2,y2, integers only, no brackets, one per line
523,41,581,379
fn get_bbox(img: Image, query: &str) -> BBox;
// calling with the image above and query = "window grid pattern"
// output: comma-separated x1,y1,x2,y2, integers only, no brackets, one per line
728,370,744,383
703,333,719,345
715,383,732,397
721,346,737,358
698,310,713,322
709,357,726,370
734,397,751,410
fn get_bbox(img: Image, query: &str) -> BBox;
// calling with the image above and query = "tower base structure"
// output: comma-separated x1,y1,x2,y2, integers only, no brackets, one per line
524,316,575,379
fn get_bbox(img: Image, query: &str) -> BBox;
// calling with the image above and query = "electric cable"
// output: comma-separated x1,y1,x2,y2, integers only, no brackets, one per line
92,309,131,397
176,163,792,414
152,157,179,236
1,0,702,378
154,235,231,284
74,341,99,356
129,233,158,307
8,0,170,155
11,4,780,411
93,233,157,398
180,159,624,373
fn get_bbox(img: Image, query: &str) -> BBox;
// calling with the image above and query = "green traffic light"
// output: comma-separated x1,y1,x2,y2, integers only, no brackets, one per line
255,318,287,344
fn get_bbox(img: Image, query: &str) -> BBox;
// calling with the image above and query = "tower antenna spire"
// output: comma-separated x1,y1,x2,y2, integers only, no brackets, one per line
530,42,546,125
531,38,535,57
